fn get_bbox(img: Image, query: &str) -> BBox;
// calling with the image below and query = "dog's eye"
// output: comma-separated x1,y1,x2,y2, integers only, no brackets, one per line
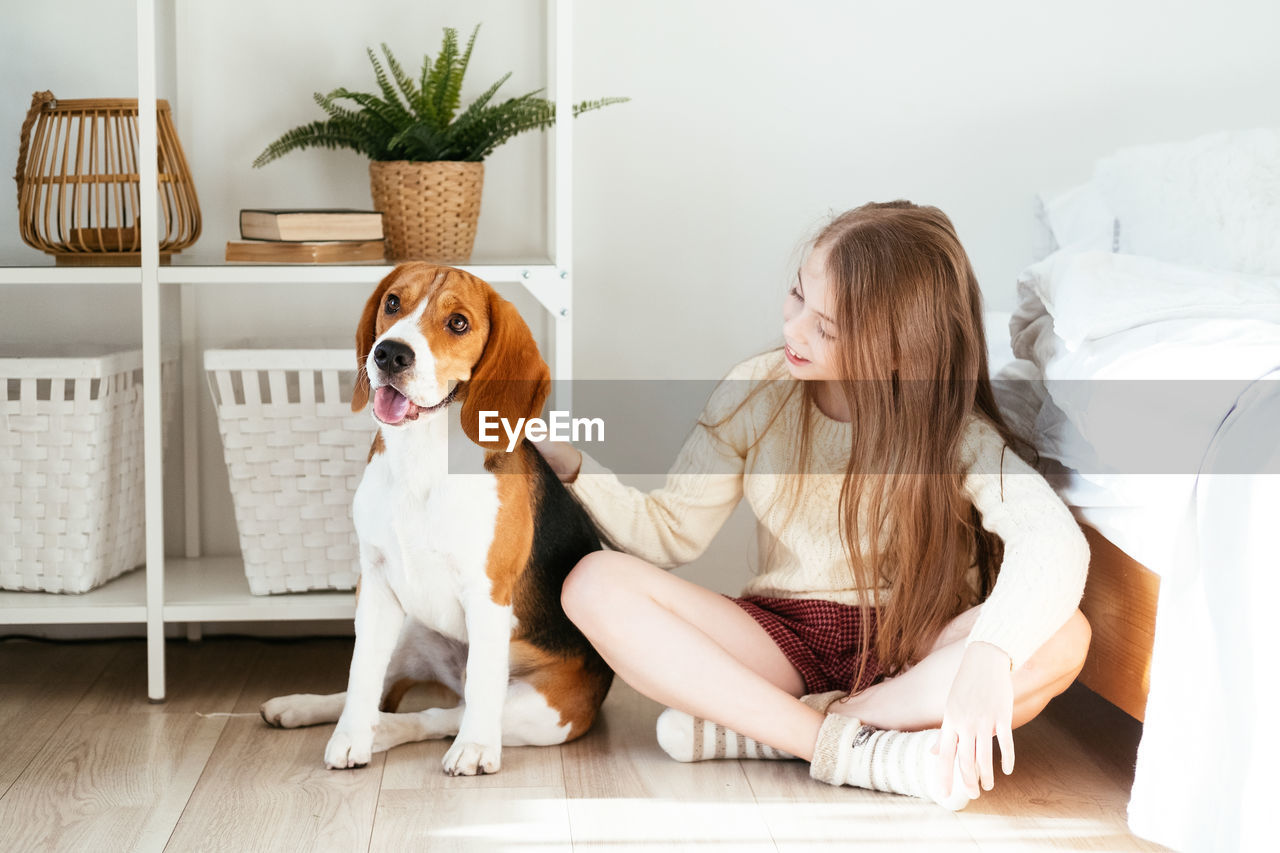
447,314,469,334
385,294,400,315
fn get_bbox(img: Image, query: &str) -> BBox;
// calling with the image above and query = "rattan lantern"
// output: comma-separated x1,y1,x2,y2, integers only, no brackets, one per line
15,91,201,265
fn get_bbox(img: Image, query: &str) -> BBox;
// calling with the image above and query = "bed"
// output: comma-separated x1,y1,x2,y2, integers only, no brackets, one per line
984,127,1280,852
987,321,1163,723
986,315,1160,721
1074,523,1158,721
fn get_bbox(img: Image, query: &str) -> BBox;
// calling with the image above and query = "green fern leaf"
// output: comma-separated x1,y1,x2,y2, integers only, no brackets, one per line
445,73,517,144
416,52,435,121
428,27,461,126
572,96,631,117
363,49,413,128
326,87,405,135
307,100,396,159
439,24,480,125
253,25,628,168
253,119,375,167
381,43,420,108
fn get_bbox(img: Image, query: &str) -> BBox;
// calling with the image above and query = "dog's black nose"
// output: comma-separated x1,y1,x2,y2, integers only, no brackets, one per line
373,339,415,374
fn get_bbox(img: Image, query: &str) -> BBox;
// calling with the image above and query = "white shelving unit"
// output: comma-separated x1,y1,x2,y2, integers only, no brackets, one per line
1,0,576,702
0,267,143,286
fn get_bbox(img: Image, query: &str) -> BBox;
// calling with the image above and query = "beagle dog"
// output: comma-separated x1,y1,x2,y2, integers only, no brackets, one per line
260,263,612,776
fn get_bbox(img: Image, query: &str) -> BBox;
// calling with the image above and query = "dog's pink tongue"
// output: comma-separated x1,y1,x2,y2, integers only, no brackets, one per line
374,386,411,424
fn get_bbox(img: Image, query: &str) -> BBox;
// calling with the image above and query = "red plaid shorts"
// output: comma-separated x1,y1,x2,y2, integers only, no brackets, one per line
727,594,883,695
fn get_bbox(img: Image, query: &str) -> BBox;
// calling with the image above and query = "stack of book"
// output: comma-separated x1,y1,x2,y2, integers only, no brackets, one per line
225,209,386,262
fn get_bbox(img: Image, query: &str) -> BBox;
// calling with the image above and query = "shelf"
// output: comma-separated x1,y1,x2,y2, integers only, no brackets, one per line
0,260,562,287
0,569,148,625
0,0,573,700
164,557,354,622
0,558,356,625
156,260,561,286
0,265,143,286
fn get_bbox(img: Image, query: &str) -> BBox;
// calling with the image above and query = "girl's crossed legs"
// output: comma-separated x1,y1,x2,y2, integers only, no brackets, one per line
561,550,1091,772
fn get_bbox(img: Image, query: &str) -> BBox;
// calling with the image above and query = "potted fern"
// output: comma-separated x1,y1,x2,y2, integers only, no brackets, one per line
253,25,626,262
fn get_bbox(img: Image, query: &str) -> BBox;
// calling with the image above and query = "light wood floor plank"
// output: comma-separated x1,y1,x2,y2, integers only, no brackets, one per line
371,786,573,852
561,683,778,851
0,641,120,798
74,639,263,717
1041,684,1146,784
951,694,1168,852
164,715,384,853
165,638,382,853
0,711,225,853
741,758,977,852
0,640,1173,851
0,639,121,685
228,636,354,714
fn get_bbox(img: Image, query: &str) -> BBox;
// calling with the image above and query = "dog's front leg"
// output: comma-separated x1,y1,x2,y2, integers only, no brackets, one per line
441,593,513,776
325,570,404,769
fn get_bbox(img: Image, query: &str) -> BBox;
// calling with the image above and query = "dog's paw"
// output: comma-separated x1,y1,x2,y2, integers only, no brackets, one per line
325,728,373,770
442,740,501,776
261,694,332,729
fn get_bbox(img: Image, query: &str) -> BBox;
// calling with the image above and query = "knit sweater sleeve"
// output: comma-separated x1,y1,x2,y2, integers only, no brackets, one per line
960,417,1090,668
564,361,759,569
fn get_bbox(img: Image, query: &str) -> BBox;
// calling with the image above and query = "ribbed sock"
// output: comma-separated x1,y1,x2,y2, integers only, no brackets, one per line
655,690,846,762
808,712,973,810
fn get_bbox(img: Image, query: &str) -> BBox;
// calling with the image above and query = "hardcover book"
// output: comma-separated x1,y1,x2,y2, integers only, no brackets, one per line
224,239,385,263
239,209,384,242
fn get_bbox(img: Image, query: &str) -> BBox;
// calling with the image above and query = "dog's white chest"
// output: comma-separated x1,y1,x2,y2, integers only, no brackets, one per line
353,444,502,643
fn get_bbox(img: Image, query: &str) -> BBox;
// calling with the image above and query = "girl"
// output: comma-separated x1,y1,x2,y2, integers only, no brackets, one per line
535,201,1091,809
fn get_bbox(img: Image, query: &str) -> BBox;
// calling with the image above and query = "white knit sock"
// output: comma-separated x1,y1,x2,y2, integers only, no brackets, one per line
655,691,845,762
808,713,974,811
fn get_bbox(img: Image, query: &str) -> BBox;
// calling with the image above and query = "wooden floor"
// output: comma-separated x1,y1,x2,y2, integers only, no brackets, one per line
0,637,1169,852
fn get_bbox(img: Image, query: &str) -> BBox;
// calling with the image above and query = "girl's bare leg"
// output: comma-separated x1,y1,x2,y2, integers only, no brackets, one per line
831,605,1092,731
561,550,827,760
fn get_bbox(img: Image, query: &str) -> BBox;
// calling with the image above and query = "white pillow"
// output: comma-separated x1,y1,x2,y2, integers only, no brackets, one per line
1035,182,1116,255
1095,129,1280,275
1035,129,1280,275
1014,250,1280,350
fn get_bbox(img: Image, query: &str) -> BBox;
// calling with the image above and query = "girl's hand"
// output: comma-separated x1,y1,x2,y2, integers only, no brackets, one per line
933,641,1015,800
533,439,583,484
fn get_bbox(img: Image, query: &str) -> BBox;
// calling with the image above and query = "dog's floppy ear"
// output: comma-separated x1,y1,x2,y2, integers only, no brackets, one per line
460,291,550,450
352,272,398,412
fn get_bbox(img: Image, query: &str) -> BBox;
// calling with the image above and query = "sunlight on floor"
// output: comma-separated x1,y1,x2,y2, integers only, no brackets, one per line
415,794,1145,851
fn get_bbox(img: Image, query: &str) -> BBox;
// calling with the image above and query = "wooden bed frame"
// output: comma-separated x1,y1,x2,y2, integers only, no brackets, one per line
1075,525,1161,721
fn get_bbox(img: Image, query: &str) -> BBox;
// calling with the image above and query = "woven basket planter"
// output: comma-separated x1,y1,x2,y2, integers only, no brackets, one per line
205,349,373,595
1,347,177,593
369,160,484,262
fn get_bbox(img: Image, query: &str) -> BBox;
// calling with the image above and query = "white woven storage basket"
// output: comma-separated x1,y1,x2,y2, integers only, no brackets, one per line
1,347,177,593
205,349,372,595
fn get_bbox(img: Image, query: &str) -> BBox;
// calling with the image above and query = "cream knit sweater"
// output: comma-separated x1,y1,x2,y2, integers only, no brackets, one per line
567,350,1089,668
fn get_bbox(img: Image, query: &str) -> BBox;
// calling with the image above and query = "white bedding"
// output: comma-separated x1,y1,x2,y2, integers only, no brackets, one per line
1037,129,1280,277
994,246,1280,851
1129,372,1280,852
990,361,1189,575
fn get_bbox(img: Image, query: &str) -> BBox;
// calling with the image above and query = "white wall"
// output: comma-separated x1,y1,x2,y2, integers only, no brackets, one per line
573,0,1280,379
4,1,1280,599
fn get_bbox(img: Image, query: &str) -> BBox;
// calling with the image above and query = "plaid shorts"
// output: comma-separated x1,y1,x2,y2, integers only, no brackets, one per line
728,594,883,696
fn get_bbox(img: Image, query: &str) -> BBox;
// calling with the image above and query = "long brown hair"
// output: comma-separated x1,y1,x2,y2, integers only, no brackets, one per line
707,201,1026,683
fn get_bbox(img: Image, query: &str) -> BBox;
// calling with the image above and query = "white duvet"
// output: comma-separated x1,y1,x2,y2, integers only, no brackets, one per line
1001,249,1280,852
1008,251,1280,506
